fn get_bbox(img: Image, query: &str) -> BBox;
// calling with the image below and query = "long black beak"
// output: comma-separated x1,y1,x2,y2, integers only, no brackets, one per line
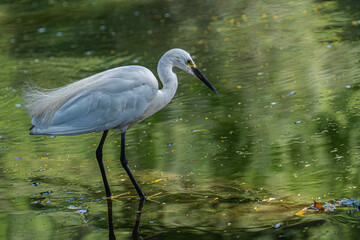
192,67,218,95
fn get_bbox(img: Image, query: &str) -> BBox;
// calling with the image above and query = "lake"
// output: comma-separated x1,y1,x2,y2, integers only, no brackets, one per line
0,0,359,239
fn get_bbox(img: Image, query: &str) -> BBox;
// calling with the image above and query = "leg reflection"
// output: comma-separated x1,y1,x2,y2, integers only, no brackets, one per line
106,198,116,240
106,197,146,240
132,198,145,240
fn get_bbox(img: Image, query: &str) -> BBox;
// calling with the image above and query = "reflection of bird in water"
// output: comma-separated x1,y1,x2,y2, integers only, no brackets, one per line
106,199,116,240
132,199,145,239
106,198,145,240
25,48,218,199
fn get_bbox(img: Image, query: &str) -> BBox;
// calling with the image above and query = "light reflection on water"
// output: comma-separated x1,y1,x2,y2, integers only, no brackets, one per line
0,0,360,239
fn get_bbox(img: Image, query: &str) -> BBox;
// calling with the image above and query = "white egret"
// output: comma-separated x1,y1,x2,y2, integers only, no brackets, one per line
25,48,218,199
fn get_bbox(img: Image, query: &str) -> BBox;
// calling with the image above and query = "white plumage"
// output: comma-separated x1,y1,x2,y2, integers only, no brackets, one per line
24,48,218,199
26,66,158,135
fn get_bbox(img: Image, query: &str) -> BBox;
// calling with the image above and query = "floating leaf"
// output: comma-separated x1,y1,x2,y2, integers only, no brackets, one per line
274,222,281,229
314,201,325,213
295,208,306,216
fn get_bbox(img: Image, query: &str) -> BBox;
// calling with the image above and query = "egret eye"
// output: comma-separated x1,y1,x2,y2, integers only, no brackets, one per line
187,60,195,68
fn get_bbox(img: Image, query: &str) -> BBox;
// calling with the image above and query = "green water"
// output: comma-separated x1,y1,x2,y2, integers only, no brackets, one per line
1,0,360,239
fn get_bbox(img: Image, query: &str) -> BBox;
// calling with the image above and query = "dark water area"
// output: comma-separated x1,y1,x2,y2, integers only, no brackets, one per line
0,0,359,239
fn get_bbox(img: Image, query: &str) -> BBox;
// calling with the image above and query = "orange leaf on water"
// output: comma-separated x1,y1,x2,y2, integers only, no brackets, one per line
314,201,325,213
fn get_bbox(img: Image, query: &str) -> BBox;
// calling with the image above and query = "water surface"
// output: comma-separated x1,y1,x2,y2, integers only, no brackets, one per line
0,0,360,239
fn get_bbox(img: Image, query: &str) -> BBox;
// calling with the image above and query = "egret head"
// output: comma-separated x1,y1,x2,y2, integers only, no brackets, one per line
163,48,218,95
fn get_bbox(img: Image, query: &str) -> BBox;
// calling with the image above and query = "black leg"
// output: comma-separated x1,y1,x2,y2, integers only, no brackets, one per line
120,132,146,199
96,130,112,198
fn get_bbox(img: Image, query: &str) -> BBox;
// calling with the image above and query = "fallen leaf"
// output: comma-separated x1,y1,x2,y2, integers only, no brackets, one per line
295,209,306,216
314,201,325,213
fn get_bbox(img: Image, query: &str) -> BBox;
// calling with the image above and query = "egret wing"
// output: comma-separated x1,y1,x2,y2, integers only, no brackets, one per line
34,78,156,135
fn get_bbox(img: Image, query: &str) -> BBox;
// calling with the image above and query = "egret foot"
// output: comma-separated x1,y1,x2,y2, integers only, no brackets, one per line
112,192,130,199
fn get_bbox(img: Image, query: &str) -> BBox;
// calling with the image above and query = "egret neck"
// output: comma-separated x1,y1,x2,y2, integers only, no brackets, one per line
156,54,179,109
